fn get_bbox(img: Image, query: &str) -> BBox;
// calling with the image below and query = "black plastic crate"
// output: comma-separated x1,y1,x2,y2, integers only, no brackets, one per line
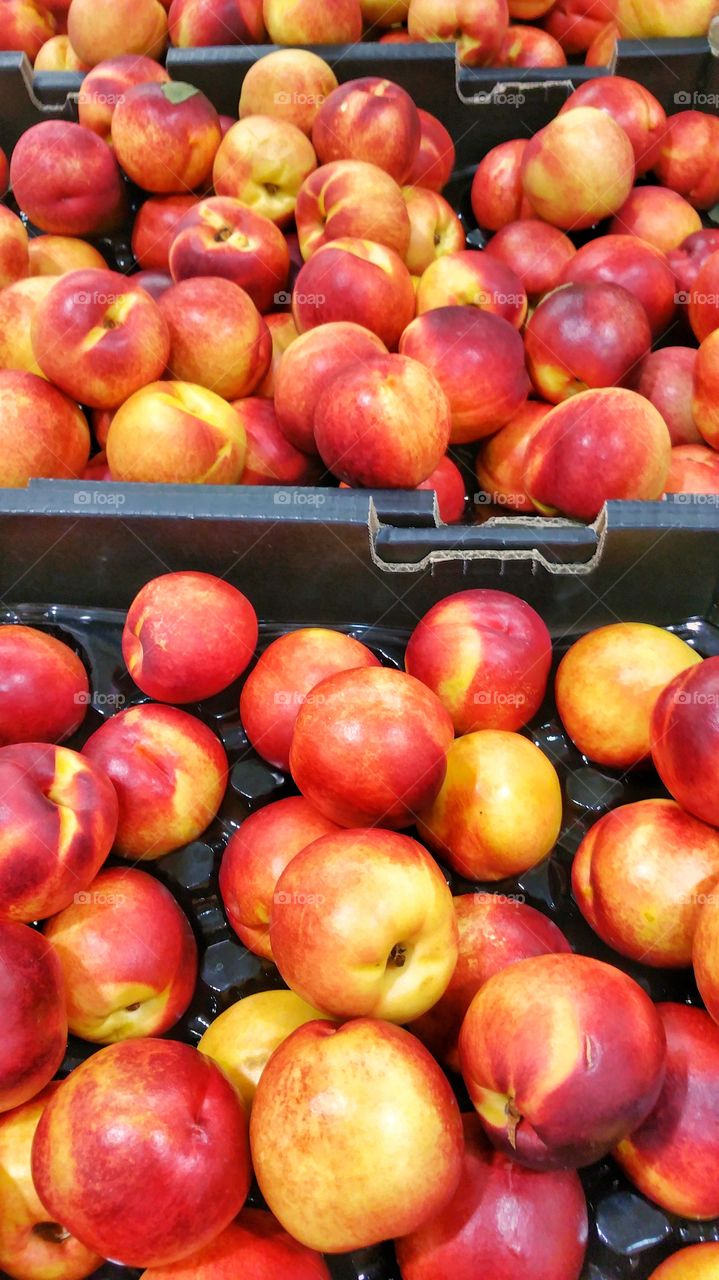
1,493,719,1280
3,33,716,160
0,41,716,537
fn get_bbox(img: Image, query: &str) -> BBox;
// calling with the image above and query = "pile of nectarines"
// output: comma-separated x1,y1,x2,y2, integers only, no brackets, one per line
1,47,719,521
3,577,719,1278
3,0,717,72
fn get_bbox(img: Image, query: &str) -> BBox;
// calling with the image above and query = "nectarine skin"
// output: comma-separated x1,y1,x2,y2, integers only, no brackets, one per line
475,400,552,511
32,268,171,411
32,1039,251,1268
238,49,338,137
82,703,228,859
236,398,322,484
406,109,455,191
123,570,258,704
311,77,421,184
655,110,719,210
399,307,530,444
214,115,316,228
405,588,551,734
485,219,575,301
78,53,170,141
648,1244,719,1279
314,352,451,488
291,237,416,350
0,742,119,924
168,0,266,44
199,992,329,1111
10,121,126,237
290,666,454,829
250,1018,464,1253
240,626,380,772
67,0,168,64
106,381,247,485
43,866,198,1043
270,827,458,1023
0,369,90,485
159,277,271,403
524,281,652,403
296,160,410,260
220,797,340,960
412,894,571,1069
0,920,67,1114
560,234,676,338
693,894,719,1027
471,140,531,231
523,387,671,520
418,730,562,881
460,953,667,1170
634,347,700,446
274,321,387,454
694,329,719,448
666,444,719,496
610,185,702,254
521,107,635,230
651,656,719,828
573,799,719,967
614,1003,719,1219
0,1083,103,1280
558,75,665,174
0,624,89,746
140,1210,330,1279
132,195,200,272
555,621,701,769
396,1113,588,1280
169,197,290,314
